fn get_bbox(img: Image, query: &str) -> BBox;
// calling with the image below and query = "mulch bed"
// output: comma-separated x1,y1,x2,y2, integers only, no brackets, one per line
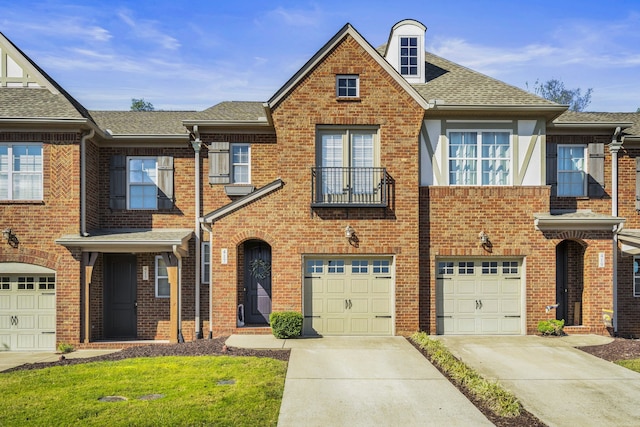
4,335,640,427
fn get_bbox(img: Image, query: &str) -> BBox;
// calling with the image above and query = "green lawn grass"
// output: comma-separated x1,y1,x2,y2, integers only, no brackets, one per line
616,358,640,373
0,355,287,427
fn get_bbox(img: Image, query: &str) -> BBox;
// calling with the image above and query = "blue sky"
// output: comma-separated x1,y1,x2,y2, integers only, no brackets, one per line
2,1,639,111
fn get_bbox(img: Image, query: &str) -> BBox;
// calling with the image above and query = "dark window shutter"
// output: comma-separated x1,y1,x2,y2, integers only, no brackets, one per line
546,143,557,197
109,155,126,210
208,142,230,184
636,158,640,211
157,156,174,210
588,142,605,198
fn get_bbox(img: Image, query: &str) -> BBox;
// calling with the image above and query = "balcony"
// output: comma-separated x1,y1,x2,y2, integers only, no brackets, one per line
311,167,389,207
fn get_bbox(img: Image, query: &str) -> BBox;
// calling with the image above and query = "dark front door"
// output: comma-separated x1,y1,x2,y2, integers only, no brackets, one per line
556,242,568,322
104,254,137,338
244,241,272,324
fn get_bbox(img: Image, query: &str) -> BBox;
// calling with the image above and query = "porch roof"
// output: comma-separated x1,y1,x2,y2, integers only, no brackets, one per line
618,230,640,255
55,228,193,255
534,210,624,231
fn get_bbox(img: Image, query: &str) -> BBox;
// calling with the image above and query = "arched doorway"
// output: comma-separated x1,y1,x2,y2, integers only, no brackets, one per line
242,240,272,324
556,240,586,326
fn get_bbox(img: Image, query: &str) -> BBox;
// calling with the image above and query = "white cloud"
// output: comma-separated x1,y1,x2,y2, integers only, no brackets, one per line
116,9,180,50
266,5,324,27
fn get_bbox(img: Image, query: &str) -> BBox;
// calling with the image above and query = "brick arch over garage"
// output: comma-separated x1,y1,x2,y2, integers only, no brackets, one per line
0,247,64,271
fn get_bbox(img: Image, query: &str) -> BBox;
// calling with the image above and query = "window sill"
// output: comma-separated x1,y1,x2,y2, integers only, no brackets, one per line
224,184,255,196
0,200,44,205
336,97,361,102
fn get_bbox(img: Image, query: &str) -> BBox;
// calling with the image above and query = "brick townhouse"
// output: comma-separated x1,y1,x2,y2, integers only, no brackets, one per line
1,19,640,351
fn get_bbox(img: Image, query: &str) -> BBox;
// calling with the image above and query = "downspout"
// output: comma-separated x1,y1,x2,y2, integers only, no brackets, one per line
173,244,184,343
80,128,95,236
201,220,214,339
191,125,203,339
610,127,622,335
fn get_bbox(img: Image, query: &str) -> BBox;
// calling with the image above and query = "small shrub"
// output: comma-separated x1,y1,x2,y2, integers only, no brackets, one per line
537,319,565,336
270,311,303,339
57,342,75,354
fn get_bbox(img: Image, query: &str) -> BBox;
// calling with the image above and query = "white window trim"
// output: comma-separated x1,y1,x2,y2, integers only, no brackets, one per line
231,143,251,184
336,74,359,98
557,144,587,197
0,142,43,201
155,255,170,298
126,156,158,210
446,130,513,186
201,242,210,284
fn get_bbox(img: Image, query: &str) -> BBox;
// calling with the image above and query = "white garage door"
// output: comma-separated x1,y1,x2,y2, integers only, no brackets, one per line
303,257,394,336
0,275,56,351
436,259,522,335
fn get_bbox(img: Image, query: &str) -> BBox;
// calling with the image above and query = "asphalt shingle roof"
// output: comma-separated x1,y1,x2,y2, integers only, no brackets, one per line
196,101,267,121
554,111,640,136
89,110,197,135
0,88,86,119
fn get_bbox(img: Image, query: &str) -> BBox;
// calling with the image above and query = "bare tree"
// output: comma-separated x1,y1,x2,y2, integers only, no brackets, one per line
531,79,592,112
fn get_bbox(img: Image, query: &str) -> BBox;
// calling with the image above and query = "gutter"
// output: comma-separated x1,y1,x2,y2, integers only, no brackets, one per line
191,125,203,339
610,127,623,334
80,128,95,236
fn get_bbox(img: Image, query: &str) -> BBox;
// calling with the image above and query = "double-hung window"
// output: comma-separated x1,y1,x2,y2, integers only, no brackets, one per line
155,255,169,298
128,157,158,209
399,37,418,76
557,145,586,197
0,143,43,200
336,75,359,98
231,144,250,184
448,131,511,185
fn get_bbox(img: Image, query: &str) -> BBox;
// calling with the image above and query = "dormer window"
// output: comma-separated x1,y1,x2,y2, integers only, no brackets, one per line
400,37,418,76
336,75,359,98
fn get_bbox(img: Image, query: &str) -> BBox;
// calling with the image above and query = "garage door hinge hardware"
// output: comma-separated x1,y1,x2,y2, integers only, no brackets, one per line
304,315,321,318
305,276,321,279
10,316,18,325
437,315,452,318
41,331,55,334
504,315,521,318
375,316,392,318
376,276,392,279
505,277,520,280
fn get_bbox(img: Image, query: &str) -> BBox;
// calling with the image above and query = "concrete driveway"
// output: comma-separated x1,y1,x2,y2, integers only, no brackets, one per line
437,335,640,427
227,335,491,426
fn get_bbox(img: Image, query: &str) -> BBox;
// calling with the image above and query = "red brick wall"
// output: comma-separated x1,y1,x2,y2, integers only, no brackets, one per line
0,131,83,345
205,34,425,336
420,186,614,334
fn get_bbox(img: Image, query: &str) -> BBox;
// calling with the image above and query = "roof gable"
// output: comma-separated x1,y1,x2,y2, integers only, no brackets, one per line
0,32,93,121
267,23,430,110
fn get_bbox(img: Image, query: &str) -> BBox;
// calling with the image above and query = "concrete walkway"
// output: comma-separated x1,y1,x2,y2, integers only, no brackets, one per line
437,335,640,427
226,335,492,426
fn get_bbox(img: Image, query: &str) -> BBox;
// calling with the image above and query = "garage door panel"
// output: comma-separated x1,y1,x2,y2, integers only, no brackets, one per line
303,257,393,336
17,295,35,309
327,298,346,314
0,274,56,351
437,259,522,335
350,279,368,293
0,295,10,310
327,279,345,293
371,298,389,313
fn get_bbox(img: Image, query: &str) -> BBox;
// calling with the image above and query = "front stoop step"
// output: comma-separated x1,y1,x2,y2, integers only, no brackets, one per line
233,326,272,335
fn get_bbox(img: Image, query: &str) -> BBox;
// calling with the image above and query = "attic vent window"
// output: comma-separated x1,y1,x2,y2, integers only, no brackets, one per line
400,37,418,76
336,75,359,98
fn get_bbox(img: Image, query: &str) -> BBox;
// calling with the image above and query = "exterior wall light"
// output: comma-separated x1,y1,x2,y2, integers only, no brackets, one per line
345,225,355,239
3,228,19,248
478,230,492,252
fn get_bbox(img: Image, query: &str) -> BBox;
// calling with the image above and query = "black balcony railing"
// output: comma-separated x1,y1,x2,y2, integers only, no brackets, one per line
311,167,389,207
